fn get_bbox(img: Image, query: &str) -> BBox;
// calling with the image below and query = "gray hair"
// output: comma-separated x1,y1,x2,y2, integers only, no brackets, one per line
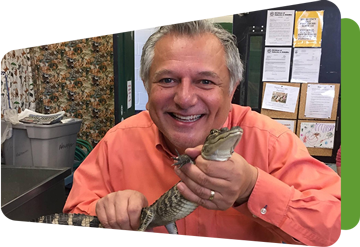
140,20,243,94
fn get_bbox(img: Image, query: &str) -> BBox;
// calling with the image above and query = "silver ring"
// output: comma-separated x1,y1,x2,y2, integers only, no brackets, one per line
209,190,215,201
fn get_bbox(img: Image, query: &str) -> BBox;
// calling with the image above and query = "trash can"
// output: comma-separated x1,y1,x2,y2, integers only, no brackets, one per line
2,119,82,168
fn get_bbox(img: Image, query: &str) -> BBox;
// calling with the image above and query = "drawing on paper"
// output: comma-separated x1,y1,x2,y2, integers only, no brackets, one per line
299,122,335,149
271,92,288,103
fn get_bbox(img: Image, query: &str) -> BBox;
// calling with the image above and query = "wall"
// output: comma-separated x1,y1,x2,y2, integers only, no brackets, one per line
33,0,234,111
134,3,234,111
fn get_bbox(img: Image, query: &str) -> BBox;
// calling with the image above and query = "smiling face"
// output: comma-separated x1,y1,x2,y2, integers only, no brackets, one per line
146,32,236,154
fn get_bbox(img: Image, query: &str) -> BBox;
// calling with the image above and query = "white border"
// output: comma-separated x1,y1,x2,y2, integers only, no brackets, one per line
342,231,360,247
342,0,360,16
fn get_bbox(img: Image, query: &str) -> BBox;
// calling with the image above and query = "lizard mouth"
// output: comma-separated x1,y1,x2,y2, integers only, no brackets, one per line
169,113,203,122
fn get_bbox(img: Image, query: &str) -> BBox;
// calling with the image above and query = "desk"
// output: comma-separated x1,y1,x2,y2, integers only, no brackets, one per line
1,166,71,221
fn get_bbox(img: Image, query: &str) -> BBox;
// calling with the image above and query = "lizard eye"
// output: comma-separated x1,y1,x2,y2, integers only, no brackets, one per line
210,129,218,135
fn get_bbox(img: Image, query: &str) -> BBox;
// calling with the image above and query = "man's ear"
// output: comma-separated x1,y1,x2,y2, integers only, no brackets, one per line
229,82,239,111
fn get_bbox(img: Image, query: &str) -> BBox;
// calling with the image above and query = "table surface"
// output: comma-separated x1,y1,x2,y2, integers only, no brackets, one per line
1,165,71,247
1,166,71,207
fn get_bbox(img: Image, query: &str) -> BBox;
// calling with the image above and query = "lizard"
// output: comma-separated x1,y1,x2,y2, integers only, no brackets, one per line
32,126,243,234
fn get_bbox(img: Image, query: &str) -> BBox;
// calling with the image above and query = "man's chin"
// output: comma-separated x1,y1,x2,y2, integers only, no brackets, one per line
166,134,206,152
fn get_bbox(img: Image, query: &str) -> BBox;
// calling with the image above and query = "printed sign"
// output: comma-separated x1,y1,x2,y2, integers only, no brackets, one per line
265,10,295,46
293,11,324,47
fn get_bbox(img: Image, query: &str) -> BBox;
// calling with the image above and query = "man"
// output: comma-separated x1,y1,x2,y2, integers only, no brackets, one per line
64,20,341,245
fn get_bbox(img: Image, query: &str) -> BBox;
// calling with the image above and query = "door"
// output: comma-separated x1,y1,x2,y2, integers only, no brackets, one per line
113,31,135,124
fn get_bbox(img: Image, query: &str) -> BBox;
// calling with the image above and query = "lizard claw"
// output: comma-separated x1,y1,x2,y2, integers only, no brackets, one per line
172,154,194,169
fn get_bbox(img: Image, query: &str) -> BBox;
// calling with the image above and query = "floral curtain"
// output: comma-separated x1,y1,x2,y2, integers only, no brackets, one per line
27,13,115,145
1,49,35,116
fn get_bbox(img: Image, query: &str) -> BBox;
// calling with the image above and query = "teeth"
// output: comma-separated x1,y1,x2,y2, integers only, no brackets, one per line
172,113,202,122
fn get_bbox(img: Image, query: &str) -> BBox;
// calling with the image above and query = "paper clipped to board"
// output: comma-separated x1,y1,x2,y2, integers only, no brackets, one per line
262,83,299,113
304,84,335,119
299,122,335,149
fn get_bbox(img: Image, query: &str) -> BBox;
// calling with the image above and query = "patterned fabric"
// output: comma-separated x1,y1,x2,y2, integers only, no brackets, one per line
1,49,35,115
29,35,115,146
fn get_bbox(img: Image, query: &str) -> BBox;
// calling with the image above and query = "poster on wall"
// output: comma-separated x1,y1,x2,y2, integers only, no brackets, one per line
127,80,132,109
304,84,335,119
262,47,292,81
291,48,322,82
261,83,299,113
265,10,295,46
293,10,324,47
299,122,335,149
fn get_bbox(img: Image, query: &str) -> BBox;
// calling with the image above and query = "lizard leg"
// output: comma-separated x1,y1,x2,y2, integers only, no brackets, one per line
165,222,179,247
172,154,194,169
130,207,154,247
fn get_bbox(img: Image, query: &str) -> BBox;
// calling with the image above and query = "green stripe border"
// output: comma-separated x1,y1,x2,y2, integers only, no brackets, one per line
341,18,360,230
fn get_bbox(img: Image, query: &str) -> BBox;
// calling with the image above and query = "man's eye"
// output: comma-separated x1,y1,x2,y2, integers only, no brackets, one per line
200,80,212,85
160,78,174,83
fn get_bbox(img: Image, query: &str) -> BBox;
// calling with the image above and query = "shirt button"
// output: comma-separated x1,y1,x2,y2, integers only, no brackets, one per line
260,207,267,215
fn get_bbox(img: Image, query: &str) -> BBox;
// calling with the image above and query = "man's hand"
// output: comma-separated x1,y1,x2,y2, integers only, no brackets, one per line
95,190,148,230
174,146,258,210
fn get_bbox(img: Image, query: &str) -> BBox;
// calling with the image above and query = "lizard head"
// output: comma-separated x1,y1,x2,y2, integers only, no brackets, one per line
201,126,243,161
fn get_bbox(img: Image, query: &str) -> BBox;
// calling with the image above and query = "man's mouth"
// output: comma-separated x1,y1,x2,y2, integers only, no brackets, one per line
169,113,203,122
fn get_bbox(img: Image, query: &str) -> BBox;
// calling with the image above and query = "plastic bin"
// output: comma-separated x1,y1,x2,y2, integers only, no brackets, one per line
2,119,82,168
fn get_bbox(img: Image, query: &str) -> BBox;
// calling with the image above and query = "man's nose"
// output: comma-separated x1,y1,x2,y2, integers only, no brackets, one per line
173,80,197,109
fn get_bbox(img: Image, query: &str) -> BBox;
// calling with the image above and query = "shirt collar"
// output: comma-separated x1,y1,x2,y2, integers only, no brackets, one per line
154,127,176,158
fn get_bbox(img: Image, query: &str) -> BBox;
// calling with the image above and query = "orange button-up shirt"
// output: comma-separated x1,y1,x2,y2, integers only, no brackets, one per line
64,104,341,246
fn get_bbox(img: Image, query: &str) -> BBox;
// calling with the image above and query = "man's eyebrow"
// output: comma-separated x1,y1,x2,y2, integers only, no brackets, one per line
153,70,220,79
153,69,174,78
197,71,220,79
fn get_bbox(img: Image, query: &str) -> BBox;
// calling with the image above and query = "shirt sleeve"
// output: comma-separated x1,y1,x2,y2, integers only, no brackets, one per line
336,146,341,167
63,137,113,216
234,131,341,246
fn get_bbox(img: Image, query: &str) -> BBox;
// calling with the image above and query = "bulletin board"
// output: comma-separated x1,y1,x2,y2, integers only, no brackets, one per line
261,82,301,119
298,83,340,120
297,120,336,156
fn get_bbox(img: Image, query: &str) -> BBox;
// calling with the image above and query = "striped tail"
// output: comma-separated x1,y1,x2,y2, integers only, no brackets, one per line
17,214,106,231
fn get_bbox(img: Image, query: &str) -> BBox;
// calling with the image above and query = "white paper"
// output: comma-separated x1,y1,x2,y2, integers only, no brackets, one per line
291,48,322,82
265,10,295,46
297,17,319,41
275,119,295,132
262,47,292,82
262,83,299,113
304,84,335,119
299,122,335,149
127,80,132,109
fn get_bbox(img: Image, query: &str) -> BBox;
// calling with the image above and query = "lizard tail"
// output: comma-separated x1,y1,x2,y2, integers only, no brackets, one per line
17,214,106,231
